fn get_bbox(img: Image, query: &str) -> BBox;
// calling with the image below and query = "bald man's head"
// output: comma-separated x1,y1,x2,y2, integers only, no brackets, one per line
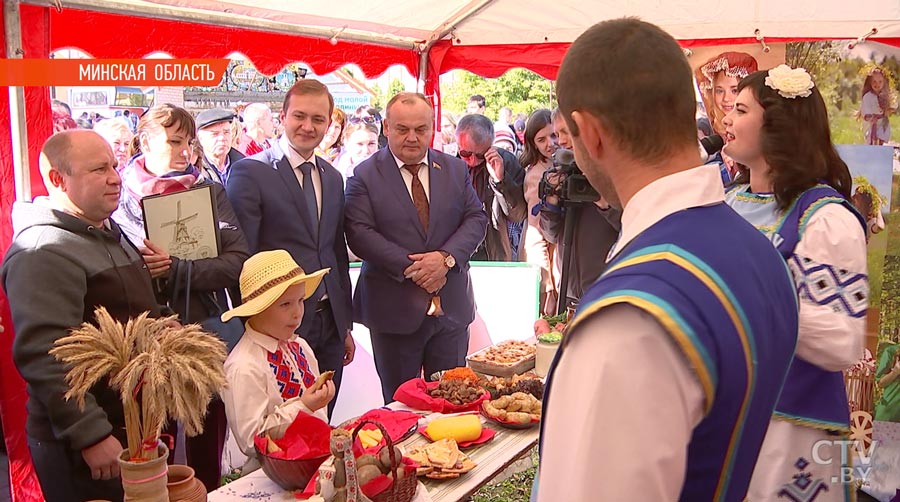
38,130,121,226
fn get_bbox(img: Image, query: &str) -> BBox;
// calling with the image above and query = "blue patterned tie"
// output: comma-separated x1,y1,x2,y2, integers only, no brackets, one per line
298,161,319,240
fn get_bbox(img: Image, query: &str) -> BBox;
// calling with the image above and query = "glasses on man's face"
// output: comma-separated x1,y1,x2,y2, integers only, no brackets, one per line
349,116,377,125
458,150,486,160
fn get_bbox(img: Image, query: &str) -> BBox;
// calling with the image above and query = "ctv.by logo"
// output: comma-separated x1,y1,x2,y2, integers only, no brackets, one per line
811,439,878,484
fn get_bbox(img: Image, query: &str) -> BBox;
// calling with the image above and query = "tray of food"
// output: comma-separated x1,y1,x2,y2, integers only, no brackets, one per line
466,340,536,377
481,392,542,429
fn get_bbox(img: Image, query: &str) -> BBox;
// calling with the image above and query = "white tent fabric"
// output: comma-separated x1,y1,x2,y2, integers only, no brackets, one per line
82,0,900,46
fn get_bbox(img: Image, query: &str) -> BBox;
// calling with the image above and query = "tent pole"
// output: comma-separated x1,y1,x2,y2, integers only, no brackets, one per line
4,0,30,202
417,0,496,92
20,0,418,49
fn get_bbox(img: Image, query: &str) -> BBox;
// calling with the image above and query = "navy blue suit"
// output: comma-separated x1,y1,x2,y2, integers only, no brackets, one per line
226,144,352,414
345,147,487,401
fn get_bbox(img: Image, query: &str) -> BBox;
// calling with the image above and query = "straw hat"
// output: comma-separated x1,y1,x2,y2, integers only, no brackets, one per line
221,250,329,322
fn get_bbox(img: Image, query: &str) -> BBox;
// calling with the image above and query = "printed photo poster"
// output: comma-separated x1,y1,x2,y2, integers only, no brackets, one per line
689,43,786,138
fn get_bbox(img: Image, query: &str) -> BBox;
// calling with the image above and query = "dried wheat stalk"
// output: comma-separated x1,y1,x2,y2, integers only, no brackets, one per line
52,307,228,461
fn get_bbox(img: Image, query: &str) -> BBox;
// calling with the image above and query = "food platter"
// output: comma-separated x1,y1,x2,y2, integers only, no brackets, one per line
466,340,536,377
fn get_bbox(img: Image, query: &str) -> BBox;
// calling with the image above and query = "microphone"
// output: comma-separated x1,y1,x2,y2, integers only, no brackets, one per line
699,134,724,163
552,148,576,167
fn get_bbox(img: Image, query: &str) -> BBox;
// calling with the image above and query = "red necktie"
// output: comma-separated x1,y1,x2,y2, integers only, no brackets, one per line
403,163,429,231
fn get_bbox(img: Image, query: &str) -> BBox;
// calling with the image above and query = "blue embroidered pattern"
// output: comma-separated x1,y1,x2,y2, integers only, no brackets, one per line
790,254,868,319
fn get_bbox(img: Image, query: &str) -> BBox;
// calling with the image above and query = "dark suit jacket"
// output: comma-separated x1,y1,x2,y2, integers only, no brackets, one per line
225,144,353,341
344,148,488,334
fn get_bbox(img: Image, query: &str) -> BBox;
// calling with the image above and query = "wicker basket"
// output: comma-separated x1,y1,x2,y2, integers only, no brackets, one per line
350,420,417,502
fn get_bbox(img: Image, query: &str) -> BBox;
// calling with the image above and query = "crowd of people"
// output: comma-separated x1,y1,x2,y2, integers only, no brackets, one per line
0,17,874,502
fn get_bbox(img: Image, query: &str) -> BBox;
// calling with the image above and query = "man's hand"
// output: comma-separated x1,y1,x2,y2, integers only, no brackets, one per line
404,252,448,291
141,239,172,279
82,435,123,480
484,147,505,181
343,331,356,366
544,171,563,206
301,379,336,412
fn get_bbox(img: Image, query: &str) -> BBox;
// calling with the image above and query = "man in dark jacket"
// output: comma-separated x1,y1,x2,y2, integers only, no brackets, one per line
2,130,167,502
195,108,245,185
455,114,527,261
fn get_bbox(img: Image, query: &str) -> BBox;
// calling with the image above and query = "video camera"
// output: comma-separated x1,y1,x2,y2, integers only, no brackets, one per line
538,149,599,204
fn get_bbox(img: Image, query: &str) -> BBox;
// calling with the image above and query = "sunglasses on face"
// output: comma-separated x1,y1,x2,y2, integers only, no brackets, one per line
349,116,378,124
459,150,486,160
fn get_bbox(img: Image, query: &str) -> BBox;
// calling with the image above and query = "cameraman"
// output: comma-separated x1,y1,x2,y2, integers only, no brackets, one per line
538,108,621,306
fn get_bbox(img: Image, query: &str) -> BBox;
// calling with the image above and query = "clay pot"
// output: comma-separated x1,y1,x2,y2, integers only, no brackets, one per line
118,444,169,502
166,464,208,502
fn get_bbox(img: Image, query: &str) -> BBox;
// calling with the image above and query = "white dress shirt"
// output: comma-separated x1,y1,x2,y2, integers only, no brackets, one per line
280,135,322,218
538,165,723,501
392,151,431,203
222,323,327,472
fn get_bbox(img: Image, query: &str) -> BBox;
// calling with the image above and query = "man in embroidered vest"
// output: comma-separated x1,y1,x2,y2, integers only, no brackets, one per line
534,19,799,502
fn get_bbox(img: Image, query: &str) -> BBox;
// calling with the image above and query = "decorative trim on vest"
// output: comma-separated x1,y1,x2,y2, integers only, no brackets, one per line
580,243,763,500
772,411,851,433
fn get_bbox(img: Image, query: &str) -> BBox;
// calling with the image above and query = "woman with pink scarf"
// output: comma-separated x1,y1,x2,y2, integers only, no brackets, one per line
111,103,249,491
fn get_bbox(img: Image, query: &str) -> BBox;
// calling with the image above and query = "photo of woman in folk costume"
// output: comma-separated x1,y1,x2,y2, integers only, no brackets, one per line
695,51,760,137
859,63,897,146
695,51,760,183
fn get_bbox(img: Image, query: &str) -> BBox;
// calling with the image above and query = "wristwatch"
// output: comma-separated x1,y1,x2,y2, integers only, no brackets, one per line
439,251,456,269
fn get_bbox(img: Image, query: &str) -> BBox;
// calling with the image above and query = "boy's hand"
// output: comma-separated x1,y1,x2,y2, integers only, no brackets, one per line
300,379,335,412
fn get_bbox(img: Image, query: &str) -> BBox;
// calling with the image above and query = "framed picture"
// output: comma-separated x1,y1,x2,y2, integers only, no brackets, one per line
141,185,220,260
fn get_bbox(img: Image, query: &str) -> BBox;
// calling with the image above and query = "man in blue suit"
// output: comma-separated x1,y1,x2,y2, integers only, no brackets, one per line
345,92,488,403
226,80,354,417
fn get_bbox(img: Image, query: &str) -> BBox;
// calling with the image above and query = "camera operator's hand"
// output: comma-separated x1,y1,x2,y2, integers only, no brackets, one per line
545,171,563,206
594,195,610,210
484,147,504,181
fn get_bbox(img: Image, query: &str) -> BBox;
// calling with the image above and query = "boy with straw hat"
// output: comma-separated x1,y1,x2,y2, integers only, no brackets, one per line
220,250,334,473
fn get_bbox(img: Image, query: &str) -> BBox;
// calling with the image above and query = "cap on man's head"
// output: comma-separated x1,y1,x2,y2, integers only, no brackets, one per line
196,108,236,130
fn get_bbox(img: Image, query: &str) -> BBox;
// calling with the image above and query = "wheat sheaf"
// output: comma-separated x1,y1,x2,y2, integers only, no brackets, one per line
50,306,228,460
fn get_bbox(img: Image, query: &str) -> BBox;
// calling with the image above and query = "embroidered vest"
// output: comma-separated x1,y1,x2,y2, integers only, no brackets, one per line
726,184,867,432
539,203,798,502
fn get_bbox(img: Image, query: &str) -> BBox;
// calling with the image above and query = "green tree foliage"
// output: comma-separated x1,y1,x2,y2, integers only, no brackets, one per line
440,69,555,119
372,78,408,111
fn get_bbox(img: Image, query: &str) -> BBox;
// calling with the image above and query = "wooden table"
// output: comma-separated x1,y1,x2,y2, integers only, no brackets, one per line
208,407,539,502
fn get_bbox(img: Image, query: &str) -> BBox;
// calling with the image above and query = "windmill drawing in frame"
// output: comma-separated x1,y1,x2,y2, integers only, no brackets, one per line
141,184,220,260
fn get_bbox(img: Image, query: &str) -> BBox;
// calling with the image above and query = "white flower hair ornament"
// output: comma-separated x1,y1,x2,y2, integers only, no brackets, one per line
764,64,815,99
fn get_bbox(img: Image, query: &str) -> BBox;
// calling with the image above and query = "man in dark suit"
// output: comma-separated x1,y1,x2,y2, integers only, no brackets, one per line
226,80,355,417
345,92,488,403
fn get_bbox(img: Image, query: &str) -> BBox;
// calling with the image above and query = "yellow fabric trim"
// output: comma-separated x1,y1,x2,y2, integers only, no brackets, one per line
602,251,755,501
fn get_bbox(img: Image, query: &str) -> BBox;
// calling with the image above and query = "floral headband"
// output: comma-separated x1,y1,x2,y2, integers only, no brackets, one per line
765,65,814,99
859,62,897,92
698,56,754,91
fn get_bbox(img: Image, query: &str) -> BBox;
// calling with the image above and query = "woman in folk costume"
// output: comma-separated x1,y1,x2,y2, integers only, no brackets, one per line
722,65,868,501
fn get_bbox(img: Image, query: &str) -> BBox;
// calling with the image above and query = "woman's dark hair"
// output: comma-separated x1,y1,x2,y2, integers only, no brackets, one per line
128,103,195,158
518,109,553,169
732,71,851,211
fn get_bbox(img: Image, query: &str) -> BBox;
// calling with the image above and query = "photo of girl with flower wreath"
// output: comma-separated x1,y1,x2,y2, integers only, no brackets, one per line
860,63,898,146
